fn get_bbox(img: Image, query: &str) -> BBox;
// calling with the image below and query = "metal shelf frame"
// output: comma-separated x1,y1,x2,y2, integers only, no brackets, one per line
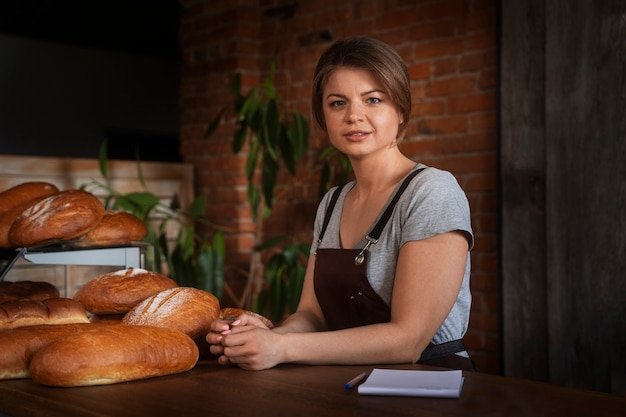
0,243,150,282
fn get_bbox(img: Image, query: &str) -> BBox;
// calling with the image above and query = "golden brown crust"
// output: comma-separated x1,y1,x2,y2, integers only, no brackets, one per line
0,195,54,248
73,268,178,315
80,210,148,242
8,189,105,247
89,313,125,324
0,322,110,380
220,307,274,329
0,182,59,215
0,280,60,304
29,324,199,387
0,297,90,330
123,287,220,339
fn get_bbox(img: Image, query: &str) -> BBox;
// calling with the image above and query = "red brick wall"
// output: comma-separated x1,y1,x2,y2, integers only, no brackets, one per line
179,0,499,374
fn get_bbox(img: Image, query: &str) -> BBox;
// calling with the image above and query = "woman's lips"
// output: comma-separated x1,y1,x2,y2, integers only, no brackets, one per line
344,130,370,141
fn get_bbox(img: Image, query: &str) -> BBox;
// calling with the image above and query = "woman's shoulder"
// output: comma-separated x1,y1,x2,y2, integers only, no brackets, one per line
411,164,463,190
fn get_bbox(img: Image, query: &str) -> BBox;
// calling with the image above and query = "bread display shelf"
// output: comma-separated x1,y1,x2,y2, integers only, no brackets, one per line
0,242,150,282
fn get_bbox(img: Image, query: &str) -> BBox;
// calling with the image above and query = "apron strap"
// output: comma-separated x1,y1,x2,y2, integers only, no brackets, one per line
367,167,425,241
419,339,466,361
317,183,345,243
318,167,426,245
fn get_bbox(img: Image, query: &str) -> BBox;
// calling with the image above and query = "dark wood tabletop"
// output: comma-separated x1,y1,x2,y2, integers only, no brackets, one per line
0,360,623,417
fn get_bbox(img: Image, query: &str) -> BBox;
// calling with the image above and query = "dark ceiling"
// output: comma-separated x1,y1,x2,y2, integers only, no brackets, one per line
0,1,181,61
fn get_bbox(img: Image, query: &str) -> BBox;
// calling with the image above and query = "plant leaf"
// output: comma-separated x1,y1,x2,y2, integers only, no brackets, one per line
240,88,259,121
247,183,259,222
189,194,207,220
212,231,225,256
287,262,305,313
204,107,225,138
278,128,296,174
211,234,225,299
245,139,260,181
232,123,248,153
212,248,224,299
98,140,108,179
260,121,278,162
113,192,160,221
267,255,286,322
263,75,277,100
261,149,278,209
265,99,281,149
288,113,309,158
169,193,181,212
195,247,214,293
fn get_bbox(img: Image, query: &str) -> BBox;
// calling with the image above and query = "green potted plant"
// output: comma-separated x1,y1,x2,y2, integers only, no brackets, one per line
207,64,309,315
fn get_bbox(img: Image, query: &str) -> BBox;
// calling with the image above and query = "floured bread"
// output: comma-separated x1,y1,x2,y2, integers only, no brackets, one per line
123,287,220,338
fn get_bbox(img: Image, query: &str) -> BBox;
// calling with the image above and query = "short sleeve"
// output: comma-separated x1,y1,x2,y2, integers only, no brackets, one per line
398,168,474,250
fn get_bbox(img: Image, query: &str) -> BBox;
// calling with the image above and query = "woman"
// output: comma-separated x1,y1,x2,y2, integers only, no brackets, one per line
207,36,474,371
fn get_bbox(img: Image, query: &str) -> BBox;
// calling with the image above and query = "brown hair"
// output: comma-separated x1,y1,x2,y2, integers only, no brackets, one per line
312,36,411,141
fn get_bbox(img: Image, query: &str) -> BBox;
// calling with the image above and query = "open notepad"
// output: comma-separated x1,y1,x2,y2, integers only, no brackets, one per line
357,368,464,398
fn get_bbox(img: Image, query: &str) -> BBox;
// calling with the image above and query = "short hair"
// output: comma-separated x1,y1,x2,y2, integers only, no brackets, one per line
312,36,411,141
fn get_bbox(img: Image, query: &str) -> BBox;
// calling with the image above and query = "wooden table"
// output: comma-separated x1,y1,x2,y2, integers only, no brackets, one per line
0,360,623,417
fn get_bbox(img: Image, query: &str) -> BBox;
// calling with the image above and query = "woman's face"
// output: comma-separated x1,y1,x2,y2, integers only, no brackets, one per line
322,67,402,160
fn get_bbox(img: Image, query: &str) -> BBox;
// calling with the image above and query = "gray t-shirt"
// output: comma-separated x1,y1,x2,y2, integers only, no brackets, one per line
311,164,473,345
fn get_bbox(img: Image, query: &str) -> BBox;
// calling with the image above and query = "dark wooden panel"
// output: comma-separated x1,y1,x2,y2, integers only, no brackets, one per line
499,0,549,381
545,0,626,393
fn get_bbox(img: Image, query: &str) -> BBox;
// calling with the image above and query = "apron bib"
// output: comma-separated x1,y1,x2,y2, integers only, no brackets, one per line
313,168,474,370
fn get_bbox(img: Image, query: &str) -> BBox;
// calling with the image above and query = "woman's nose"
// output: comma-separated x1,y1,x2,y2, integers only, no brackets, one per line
347,106,364,122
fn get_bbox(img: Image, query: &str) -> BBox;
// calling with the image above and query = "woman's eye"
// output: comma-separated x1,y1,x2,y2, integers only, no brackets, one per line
366,97,381,104
329,100,345,107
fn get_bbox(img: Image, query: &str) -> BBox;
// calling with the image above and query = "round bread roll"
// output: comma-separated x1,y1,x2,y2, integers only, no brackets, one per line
73,268,178,315
29,324,199,387
220,307,274,329
0,297,90,330
8,189,105,247
123,287,220,339
0,182,59,215
0,280,60,304
79,210,148,242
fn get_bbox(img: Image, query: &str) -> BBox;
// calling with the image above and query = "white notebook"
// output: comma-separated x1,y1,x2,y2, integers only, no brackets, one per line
357,368,464,398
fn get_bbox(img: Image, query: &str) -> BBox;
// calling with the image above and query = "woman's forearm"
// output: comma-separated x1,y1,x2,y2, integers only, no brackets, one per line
272,309,326,334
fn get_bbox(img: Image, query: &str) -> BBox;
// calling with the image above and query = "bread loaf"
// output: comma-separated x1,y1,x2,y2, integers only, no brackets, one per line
29,324,199,387
122,287,220,338
8,189,105,247
74,268,178,314
0,280,60,304
0,195,54,248
0,322,108,380
220,307,274,329
0,182,59,215
79,210,148,242
0,297,90,330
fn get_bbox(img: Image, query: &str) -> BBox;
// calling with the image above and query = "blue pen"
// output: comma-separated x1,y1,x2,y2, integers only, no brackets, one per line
344,372,368,390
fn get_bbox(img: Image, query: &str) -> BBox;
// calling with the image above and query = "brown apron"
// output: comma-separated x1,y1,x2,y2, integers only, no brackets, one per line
314,168,475,371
